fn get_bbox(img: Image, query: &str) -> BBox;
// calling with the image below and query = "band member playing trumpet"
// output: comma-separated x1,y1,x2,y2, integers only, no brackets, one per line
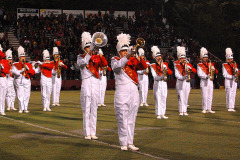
51,47,67,107
222,48,240,112
12,46,35,113
137,48,150,107
150,46,172,119
5,49,17,111
98,49,111,107
35,50,54,111
77,32,108,140
0,45,10,115
111,33,147,151
197,47,218,113
174,46,196,116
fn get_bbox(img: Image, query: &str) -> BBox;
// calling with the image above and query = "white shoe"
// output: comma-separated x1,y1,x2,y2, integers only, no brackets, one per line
52,103,56,106
187,105,190,107
144,103,149,107
179,112,184,116
140,103,143,107
85,136,91,140
121,146,128,151
157,115,161,119
162,115,168,119
19,110,23,113
12,108,17,111
91,135,98,140
202,110,207,113
228,109,236,112
43,108,47,112
183,112,189,116
98,104,101,107
101,104,106,107
208,110,215,114
128,145,139,151
55,103,60,106
7,108,10,111
47,108,51,111
24,110,29,113
1,112,6,116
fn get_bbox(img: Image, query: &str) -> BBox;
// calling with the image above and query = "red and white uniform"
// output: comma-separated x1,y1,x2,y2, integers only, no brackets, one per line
197,62,218,111
137,60,149,106
150,62,172,116
0,51,10,114
111,56,147,146
6,65,16,110
222,63,239,110
35,62,54,110
12,62,35,112
77,53,108,137
174,60,197,113
51,60,67,105
98,65,111,105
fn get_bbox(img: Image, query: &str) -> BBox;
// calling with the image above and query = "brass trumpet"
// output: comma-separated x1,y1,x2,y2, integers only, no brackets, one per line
131,38,145,56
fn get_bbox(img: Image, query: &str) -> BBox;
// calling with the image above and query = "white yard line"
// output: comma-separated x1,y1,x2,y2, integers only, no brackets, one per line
1,116,168,160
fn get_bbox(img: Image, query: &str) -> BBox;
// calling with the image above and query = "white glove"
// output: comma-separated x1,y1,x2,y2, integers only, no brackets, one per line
211,66,215,71
187,66,192,70
163,64,167,70
25,65,29,71
59,62,64,66
90,43,95,51
20,68,25,73
0,64,3,70
70,65,74,70
235,68,238,72
146,62,150,65
37,61,43,65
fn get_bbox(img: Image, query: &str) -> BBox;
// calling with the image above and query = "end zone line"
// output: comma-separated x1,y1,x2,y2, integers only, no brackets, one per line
1,116,168,160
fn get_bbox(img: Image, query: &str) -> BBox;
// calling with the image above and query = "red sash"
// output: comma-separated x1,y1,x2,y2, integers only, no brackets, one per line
223,63,234,75
198,63,209,75
151,64,163,76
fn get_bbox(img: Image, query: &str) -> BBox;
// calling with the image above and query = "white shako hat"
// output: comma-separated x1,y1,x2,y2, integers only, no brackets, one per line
81,32,92,50
18,46,26,58
177,46,186,59
200,47,208,59
43,49,50,61
151,46,161,59
53,47,59,55
116,33,131,52
138,48,145,57
5,49,13,60
225,48,233,60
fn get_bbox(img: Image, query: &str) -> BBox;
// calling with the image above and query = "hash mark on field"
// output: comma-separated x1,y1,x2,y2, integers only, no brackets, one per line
1,116,168,160
189,115,240,124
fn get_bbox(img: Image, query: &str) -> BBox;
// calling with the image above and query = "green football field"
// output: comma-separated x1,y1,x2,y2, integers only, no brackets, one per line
1,89,240,160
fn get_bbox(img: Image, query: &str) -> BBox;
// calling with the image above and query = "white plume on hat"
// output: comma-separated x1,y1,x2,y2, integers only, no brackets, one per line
177,46,186,59
0,44,2,51
151,46,161,59
225,48,233,60
18,46,25,58
81,32,92,50
43,49,50,61
5,49,12,60
53,47,59,55
116,33,131,52
200,47,208,59
138,48,145,57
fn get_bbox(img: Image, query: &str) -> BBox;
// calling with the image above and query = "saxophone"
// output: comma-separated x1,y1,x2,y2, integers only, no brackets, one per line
185,60,191,82
233,61,239,83
102,66,107,76
209,60,215,81
57,55,61,78
160,59,168,82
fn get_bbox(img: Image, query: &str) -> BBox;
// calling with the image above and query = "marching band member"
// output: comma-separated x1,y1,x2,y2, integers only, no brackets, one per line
111,33,147,151
77,32,108,140
5,49,17,111
12,46,35,113
51,47,67,107
174,46,196,116
197,47,218,113
35,50,54,111
98,49,111,107
0,45,10,115
150,46,172,119
137,48,149,107
222,48,239,112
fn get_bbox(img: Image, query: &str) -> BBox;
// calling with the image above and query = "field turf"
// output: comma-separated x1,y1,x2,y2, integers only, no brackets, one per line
0,89,240,160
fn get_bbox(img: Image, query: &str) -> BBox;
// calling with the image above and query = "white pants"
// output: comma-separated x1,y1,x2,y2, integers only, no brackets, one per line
114,82,139,146
99,76,107,104
225,80,237,109
139,80,149,104
52,75,62,104
81,76,99,136
200,79,213,111
0,77,7,113
6,80,16,109
14,78,31,111
41,75,52,110
153,81,168,116
176,80,191,113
